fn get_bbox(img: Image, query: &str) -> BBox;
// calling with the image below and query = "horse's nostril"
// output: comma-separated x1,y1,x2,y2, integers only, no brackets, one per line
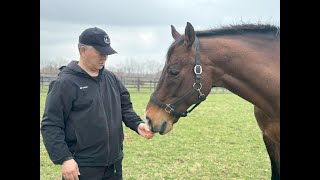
145,116,154,132
159,121,167,135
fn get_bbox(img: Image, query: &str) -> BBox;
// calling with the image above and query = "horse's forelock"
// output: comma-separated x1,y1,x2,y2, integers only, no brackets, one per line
166,37,185,63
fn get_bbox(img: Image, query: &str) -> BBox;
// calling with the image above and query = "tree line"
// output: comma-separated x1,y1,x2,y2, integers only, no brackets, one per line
40,58,164,79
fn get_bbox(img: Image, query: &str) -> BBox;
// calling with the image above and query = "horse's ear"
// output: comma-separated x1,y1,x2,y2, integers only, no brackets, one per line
171,25,181,40
184,22,195,48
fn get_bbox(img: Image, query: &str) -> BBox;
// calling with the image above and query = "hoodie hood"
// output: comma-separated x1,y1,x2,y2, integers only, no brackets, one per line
59,60,105,78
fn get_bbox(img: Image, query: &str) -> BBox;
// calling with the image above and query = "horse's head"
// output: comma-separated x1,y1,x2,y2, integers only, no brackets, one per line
145,22,212,135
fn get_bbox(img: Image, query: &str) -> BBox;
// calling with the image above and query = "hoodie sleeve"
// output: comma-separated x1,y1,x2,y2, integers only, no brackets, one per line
40,79,75,164
116,77,144,134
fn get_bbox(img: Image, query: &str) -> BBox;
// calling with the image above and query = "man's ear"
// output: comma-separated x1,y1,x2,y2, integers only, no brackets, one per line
79,46,86,55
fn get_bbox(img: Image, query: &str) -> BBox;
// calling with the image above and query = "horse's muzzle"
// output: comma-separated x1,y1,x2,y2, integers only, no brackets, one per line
145,116,168,135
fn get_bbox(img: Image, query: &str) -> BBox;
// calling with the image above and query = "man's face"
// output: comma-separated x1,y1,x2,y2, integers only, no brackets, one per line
82,46,108,70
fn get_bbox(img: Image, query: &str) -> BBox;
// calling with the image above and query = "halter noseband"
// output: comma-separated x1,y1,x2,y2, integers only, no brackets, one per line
150,36,206,118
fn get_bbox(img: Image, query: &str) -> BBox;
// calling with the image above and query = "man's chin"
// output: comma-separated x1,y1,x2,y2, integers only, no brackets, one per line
98,65,104,69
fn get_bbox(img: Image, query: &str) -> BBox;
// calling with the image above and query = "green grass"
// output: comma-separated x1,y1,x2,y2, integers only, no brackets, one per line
40,88,270,180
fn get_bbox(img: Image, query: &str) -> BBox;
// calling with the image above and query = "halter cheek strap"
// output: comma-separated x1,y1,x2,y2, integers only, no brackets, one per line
150,36,206,119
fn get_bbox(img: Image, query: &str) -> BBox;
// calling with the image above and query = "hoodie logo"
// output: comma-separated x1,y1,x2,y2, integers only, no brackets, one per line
79,86,88,89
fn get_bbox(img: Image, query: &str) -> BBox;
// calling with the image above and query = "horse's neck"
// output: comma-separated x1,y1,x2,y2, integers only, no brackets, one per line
203,36,280,117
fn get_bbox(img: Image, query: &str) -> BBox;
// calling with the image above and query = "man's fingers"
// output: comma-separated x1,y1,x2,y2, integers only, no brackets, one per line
73,173,79,180
142,123,152,131
145,132,155,139
63,170,79,180
76,166,81,175
63,173,72,180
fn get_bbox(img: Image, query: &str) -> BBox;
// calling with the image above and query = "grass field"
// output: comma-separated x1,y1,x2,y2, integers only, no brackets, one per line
40,88,271,180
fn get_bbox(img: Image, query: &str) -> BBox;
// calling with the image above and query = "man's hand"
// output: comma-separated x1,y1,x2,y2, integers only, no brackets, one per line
61,159,80,180
137,123,155,139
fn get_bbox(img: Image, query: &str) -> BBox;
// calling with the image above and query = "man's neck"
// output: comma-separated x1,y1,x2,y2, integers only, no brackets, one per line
78,60,99,77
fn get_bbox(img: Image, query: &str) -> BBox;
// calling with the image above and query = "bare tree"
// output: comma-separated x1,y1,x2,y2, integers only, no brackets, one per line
40,58,68,74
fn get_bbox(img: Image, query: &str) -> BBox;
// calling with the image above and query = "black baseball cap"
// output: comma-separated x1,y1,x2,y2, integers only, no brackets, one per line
79,27,117,55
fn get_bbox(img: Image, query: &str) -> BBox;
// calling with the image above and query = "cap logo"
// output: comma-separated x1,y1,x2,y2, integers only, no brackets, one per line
104,35,110,45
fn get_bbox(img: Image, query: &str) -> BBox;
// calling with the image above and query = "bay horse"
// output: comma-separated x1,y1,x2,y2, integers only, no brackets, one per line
145,22,280,179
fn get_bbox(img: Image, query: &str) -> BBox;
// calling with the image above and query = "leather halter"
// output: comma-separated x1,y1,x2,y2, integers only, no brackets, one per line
150,36,206,118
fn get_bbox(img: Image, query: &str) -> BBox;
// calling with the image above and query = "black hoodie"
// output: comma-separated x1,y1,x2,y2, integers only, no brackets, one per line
41,61,144,166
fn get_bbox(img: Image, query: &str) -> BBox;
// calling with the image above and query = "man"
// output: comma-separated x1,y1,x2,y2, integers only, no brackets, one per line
41,27,154,180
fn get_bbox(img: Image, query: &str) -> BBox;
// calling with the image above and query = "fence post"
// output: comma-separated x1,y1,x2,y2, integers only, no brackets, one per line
137,77,140,93
41,76,43,89
150,80,152,92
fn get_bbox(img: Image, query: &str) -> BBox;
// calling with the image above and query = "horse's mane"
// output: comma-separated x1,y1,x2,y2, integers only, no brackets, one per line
197,23,280,37
166,23,280,62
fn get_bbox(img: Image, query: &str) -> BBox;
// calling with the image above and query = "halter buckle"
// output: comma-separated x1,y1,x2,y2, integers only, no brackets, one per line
193,82,202,91
165,104,174,113
194,65,202,75
199,93,206,101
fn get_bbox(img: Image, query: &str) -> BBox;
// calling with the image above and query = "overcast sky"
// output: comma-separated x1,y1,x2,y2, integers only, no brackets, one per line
40,0,280,69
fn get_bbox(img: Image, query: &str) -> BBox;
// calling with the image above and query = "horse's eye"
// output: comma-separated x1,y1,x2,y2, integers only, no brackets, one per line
168,69,180,76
